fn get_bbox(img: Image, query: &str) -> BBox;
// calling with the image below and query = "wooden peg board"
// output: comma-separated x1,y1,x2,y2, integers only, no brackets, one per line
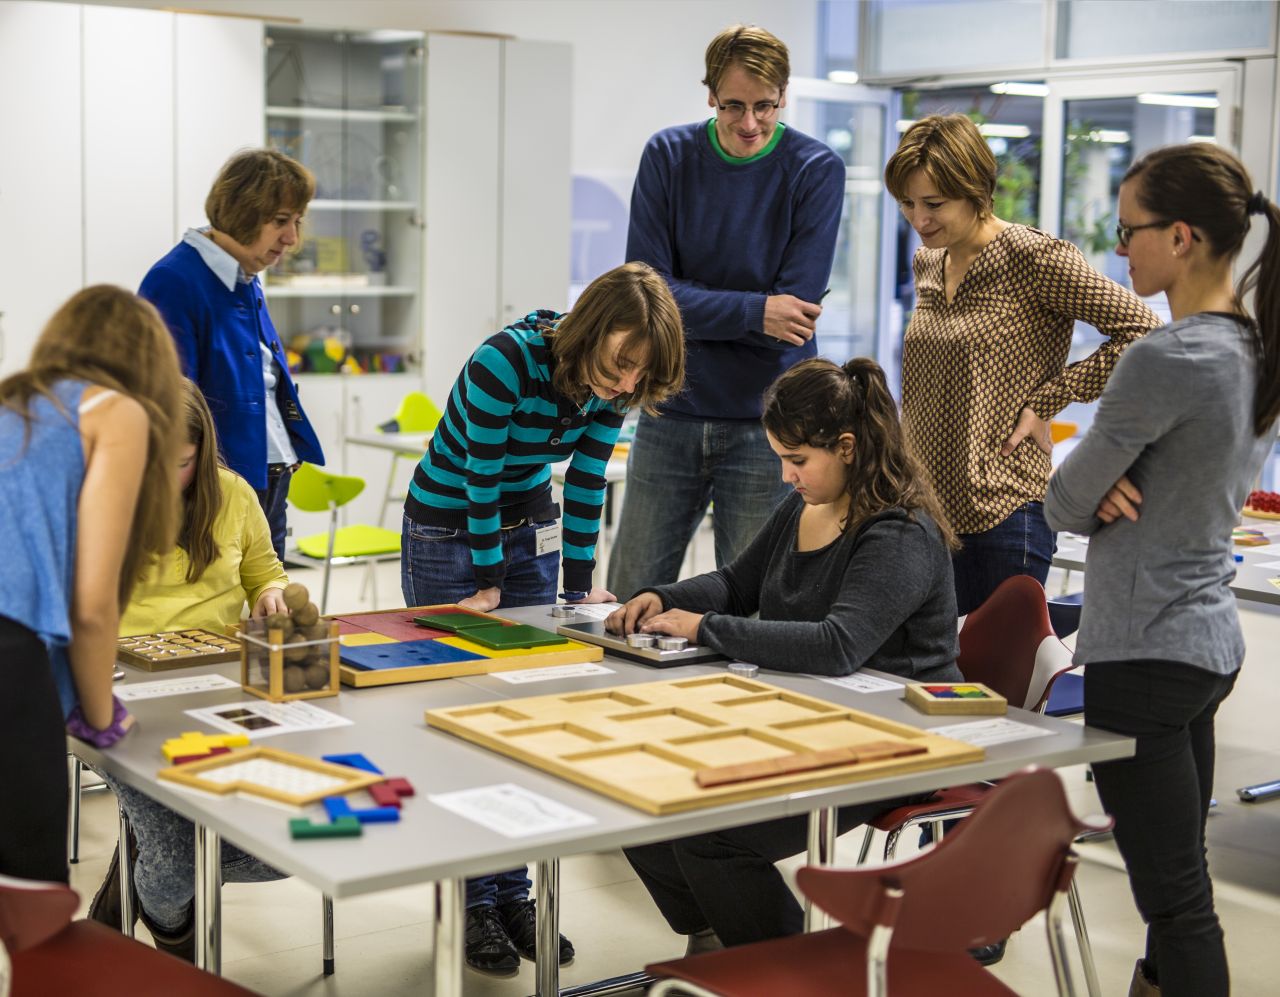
156,747,383,806
905,682,1008,716
117,629,241,671
426,675,985,815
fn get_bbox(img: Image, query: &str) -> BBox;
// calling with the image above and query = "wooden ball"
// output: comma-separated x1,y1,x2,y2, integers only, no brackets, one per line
283,665,307,693
292,602,319,627
304,622,331,642
303,662,330,690
283,633,309,662
282,583,309,611
265,613,294,639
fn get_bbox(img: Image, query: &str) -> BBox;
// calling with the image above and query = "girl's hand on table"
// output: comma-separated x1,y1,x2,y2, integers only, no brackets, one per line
253,588,289,617
606,592,663,635
641,609,704,643
1096,474,1143,523
459,587,502,613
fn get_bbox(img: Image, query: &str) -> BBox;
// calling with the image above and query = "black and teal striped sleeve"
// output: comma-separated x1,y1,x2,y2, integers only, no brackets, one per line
560,405,625,592
460,337,526,589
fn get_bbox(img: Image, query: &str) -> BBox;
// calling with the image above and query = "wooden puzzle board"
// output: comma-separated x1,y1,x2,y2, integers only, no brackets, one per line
156,747,383,806
118,629,240,671
331,605,604,688
426,675,985,815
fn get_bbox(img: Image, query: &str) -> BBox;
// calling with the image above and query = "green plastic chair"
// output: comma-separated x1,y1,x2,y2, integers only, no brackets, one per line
377,391,443,528
288,463,401,613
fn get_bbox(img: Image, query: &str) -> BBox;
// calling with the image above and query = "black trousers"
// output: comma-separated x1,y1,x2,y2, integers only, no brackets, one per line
0,616,70,883
624,797,918,947
1086,658,1237,997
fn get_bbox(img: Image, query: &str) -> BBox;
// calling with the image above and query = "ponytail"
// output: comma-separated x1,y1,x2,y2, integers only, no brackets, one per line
762,357,959,549
1238,196,1280,434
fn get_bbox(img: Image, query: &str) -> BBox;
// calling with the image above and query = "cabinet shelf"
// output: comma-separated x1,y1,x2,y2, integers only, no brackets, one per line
265,284,416,298
266,105,418,123
309,199,418,211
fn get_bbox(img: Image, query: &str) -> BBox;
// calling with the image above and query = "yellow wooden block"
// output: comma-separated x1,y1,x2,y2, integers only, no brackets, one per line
339,632,397,647
437,635,546,658
161,730,252,762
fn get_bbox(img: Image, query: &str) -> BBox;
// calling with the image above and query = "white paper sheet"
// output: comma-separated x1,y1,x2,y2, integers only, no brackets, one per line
929,718,1055,747
428,783,596,838
818,673,902,694
183,699,352,739
493,662,616,684
1253,559,1280,570
558,602,622,621
115,674,240,701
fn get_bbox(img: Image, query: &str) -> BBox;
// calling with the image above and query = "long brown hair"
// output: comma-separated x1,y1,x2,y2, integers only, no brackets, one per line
763,357,959,550
177,379,225,582
548,262,685,414
0,286,183,607
1124,144,1280,435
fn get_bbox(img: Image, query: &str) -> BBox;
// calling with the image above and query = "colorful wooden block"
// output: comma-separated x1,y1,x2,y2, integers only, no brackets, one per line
323,794,399,824
412,612,503,634
290,816,362,839
384,777,414,797
460,623,568,650
322,752,384,775
338,632,397,647
161,731,251,763
172,746,231,766
369,777,416,808
905,682,1008,716
333,611,452,642
340,639,485,671
323,796,353,821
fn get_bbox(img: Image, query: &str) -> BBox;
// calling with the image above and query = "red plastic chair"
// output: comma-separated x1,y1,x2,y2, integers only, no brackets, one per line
646,767,1111,997
0,874,257,997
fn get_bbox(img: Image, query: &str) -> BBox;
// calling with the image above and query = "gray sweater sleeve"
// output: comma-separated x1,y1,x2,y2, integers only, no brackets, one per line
1044,336,1184,534
661,517,941,676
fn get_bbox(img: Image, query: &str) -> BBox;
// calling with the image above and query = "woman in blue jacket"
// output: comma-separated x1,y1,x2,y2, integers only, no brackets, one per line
140,148,324,560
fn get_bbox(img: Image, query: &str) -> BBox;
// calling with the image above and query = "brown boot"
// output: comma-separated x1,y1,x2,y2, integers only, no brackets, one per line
1128,959,1161,996
86,828,138,933
139,901,195,963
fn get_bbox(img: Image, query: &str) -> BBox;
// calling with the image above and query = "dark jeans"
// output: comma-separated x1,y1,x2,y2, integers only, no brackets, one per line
255,463,294,563
401,513,561,908
1086,659,1238,997
624,797,920,947
0,617,69,883
607,412,790,600
952,501,1055,616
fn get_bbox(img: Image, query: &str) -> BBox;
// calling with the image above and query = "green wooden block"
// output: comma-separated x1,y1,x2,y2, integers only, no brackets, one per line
290,815,362,839
461,623,569,650
413,613,496,634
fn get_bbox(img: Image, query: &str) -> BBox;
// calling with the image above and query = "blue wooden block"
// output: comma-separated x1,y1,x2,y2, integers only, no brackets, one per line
322,752,384,775
350,805,401,824
340,639,485,671
323,796,354,821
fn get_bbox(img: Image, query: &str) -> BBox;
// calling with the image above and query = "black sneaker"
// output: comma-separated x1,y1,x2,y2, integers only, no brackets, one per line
497,898,575,965
969,939,1007,966
87,828,138,933
465,904,521,975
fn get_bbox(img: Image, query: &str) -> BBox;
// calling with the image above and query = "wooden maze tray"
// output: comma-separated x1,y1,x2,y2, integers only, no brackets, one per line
426,675,985,815
117,629,241,671
329,605,604,688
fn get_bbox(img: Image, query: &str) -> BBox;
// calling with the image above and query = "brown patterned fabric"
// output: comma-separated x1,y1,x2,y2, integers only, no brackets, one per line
901,224,1160,535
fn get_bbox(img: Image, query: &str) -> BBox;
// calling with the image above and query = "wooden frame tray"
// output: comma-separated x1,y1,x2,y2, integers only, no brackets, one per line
156,747,383,806
426,675,984,814
117,629,241,671
332,605,604,688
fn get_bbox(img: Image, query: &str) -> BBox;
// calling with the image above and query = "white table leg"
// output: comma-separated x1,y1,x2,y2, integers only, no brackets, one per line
803,807,838,932
433,878,464,997
194,823,221,974
535,859,561,997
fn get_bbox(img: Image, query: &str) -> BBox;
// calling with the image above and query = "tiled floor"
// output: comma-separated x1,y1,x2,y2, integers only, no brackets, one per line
68,523,1280,996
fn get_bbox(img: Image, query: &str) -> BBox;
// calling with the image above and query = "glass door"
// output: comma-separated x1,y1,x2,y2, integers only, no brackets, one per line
784,79,898,386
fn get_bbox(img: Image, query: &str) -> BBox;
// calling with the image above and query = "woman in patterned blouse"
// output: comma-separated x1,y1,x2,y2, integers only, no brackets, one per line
884,114,1161,615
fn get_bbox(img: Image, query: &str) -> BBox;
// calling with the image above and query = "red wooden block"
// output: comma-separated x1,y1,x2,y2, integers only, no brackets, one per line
368,783,403,808
172,746,231,766
385,777,415,797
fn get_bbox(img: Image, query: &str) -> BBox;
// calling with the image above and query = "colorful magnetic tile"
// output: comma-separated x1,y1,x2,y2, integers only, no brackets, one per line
333,611,450,642
460,623,569,651
290,815,362,839
339,640,485,671
338,632,397,647
322,752,384,775
161,731,251,762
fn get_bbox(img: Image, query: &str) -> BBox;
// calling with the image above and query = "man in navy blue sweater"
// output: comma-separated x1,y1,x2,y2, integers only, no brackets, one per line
607,24,845,598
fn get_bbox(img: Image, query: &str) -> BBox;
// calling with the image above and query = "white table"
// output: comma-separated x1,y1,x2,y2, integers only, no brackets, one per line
74,605,1133,996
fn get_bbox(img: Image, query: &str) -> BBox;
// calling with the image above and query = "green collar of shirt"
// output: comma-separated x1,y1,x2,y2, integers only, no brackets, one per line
706,118,786,164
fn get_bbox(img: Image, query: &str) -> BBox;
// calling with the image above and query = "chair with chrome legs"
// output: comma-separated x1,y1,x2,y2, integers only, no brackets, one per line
646,767,1111,997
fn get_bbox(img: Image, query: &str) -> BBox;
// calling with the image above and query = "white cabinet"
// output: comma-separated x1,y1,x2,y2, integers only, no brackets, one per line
423,35,571,406
0,3,262,376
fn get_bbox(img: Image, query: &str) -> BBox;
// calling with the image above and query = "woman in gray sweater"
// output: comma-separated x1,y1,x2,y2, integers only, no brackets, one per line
1044,144,1280,997
610,356,961,950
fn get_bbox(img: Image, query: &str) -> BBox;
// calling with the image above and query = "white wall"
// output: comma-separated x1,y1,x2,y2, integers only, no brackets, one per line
71,0,820,195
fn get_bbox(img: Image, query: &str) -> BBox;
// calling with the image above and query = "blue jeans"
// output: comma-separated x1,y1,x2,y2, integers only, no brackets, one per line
1086,660,1237,997
607,413,790,599
951,501,1056,616
255,463,294,563
401,514,559,908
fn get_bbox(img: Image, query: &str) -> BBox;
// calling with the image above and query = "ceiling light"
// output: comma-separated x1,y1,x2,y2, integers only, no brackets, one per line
978,123,1031,139
1188,134,1217,144
989,82,1049,97
1137,92,1220,109
827,70,860,84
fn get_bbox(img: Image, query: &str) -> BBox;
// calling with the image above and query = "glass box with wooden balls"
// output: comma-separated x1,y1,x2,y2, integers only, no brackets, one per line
239,586,340,701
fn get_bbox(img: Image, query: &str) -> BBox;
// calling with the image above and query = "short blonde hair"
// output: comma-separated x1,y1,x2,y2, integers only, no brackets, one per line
549,262,685,415
702,25,789,94
884,114,996,216
205,149,315,246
